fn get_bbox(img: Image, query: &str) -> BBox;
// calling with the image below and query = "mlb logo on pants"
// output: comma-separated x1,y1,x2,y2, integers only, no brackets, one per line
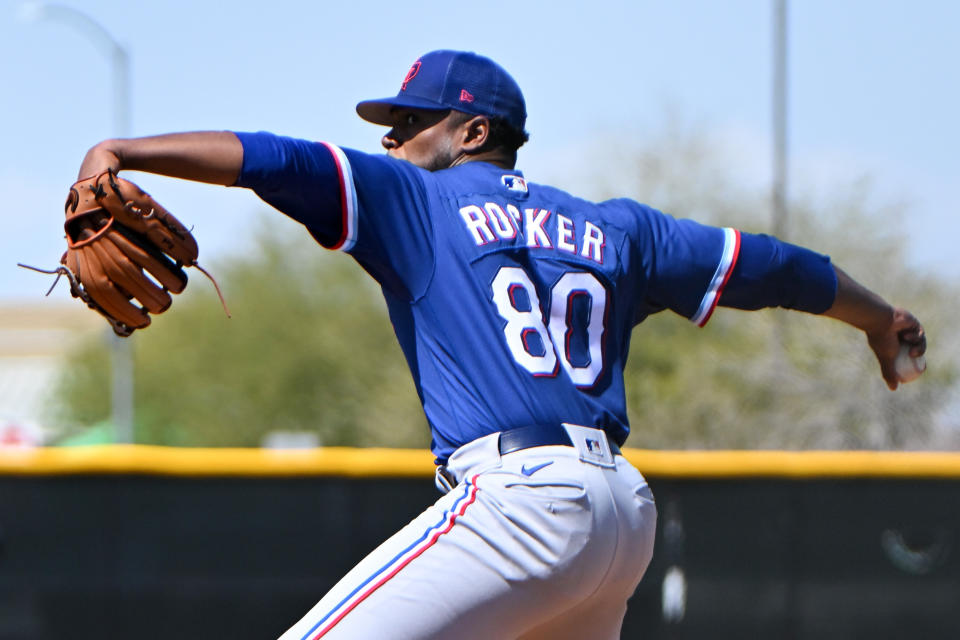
562,424,616,468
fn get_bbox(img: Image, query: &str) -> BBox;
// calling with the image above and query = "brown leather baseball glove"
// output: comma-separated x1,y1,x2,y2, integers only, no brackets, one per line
22,170,227,336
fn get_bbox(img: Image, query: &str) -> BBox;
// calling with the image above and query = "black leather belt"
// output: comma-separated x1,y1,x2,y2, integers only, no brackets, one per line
497,424,621,456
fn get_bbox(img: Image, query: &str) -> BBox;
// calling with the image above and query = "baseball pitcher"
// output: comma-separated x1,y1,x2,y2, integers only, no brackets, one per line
65,50,926,639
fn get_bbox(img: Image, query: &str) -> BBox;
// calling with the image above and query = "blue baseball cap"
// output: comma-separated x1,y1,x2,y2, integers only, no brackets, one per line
356,50,527,131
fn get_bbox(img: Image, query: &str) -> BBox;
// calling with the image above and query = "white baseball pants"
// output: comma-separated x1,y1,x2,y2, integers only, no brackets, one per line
278,426,657,640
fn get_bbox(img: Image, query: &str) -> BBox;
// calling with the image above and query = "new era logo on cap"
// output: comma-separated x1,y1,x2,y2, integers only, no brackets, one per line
356,50,527,131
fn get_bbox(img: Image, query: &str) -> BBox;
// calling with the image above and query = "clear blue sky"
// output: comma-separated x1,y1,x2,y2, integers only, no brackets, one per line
2,0,957,301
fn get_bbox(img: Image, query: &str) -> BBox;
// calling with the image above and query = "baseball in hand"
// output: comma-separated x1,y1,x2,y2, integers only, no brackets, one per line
894,343,926,384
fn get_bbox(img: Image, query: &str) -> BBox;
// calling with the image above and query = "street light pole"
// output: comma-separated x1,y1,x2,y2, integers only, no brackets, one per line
772,0,789,241
20,2,131,138
21,2,135,444
770,0,790,357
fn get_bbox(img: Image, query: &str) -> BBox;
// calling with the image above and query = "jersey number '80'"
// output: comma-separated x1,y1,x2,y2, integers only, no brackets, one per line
491,266,607,387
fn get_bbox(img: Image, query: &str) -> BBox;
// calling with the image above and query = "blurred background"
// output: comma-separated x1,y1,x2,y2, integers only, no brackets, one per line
2,3,959,638
1,0,958,449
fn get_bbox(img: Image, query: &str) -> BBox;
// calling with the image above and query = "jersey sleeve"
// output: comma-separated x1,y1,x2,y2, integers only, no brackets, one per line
620,200,739,325
622,201,836,326
233,131,435,298
233,131,344,247
630,203,837,327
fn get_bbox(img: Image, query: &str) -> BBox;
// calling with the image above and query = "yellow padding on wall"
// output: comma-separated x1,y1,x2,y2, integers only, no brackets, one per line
626,449,960,479
1,446,959,479
0,445,434,478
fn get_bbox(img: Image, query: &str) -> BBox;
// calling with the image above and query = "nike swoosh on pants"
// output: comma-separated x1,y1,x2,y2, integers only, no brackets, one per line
520,461,554,476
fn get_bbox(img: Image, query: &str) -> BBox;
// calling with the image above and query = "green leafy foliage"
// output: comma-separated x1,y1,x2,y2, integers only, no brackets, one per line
49,222,428,448
575,126,959,449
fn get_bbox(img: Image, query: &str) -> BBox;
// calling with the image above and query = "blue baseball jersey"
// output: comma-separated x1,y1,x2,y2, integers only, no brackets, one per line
234,132,837,462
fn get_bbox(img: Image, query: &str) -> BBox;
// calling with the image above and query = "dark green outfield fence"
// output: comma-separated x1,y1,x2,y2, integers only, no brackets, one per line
0,447,958,639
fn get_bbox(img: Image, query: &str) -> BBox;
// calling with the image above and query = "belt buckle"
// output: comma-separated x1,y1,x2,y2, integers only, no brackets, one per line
562,423,616,468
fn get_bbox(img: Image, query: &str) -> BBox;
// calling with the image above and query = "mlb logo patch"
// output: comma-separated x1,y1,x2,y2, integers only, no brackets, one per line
563,423,616,468
501,175,527,193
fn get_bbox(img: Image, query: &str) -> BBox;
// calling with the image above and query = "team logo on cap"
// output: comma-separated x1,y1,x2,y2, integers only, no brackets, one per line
459,89,475,103
401,61,421,91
